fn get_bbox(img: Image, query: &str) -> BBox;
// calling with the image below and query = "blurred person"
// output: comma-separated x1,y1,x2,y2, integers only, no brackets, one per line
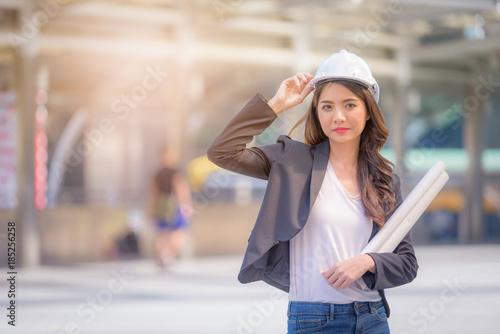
207,50,418,333
112,229,139,258
149,147,193,269
108,208,143,259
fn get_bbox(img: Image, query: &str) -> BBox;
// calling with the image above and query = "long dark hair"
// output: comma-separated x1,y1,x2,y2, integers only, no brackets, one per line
289,80,396,227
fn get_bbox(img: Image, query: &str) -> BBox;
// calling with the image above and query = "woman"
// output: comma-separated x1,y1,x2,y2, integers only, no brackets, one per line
150,147,193,269
207,50,418,333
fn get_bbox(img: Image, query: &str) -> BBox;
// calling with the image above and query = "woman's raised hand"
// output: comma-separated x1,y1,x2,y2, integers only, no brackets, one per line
267,72,315,115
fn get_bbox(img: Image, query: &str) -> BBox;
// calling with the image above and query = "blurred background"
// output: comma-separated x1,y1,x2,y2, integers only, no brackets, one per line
0,0,499,333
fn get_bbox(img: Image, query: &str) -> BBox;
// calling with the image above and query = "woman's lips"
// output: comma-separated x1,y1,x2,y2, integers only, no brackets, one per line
333,127,349,134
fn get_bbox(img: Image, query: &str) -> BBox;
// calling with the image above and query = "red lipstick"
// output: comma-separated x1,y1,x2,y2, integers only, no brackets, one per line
333,127,349,134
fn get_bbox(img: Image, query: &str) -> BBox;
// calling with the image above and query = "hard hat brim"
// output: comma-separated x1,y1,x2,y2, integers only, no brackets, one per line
309,76,379,103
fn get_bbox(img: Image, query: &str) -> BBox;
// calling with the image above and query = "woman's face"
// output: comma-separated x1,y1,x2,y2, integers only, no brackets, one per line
316,82,369,146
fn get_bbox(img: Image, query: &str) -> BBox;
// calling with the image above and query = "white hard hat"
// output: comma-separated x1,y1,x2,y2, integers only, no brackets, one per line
310,49,380,103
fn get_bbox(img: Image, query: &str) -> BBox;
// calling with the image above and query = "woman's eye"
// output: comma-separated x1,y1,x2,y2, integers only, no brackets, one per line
346,103,356,108
321,105,331,110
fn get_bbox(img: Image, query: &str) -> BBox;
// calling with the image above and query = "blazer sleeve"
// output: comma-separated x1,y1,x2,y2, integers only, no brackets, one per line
207,93,288,180
362,174,419,290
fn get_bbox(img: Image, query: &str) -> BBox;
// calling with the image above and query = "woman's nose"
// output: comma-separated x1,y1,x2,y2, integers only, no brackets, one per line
333,108,346,123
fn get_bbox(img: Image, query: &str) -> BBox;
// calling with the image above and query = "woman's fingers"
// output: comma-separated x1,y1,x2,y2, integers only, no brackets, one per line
322,266,337,284
327,270,354,289
290,73,314,103
326,267,342,286
298,86,315,101
323,256,369,289
287,72,313,89
296,72,312,85
296,73,306,85
296,72,314,87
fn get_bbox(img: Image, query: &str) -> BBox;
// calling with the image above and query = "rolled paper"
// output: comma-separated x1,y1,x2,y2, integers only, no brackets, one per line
356,160,449,290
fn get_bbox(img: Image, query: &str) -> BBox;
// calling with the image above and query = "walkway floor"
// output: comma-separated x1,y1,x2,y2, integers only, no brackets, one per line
1,244,499,334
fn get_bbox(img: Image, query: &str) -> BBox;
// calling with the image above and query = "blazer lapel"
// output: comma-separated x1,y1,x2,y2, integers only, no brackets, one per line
309,138,330,212
369,222,379,240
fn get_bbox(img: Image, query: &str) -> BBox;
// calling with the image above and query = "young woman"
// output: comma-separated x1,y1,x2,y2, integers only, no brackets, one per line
149,147,193,269
207,50,418,333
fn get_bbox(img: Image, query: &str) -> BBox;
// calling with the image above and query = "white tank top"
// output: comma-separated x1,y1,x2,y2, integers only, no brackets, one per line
289,161,381,303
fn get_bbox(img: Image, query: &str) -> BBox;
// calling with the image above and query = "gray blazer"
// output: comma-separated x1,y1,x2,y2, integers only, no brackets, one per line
207,93,418,317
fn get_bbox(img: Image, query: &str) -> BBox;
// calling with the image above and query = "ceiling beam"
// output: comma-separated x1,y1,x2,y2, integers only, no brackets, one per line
413,67,471,84
390,7,477,23
326,29,405,49
411,35,500,62
61,1,183,25
0,31,400,77
369,0,495,11
0,0,26,9
216,17,299,37
39,34,178,57
62,3,300,38
0,30,475,83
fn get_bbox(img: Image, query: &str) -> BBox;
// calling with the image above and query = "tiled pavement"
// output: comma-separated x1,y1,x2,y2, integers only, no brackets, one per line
1,244,499,334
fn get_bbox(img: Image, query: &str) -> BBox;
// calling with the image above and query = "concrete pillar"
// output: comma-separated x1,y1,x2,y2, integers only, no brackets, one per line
459,82,485,243
15,1,41,267
168,1,195,168
394,47,411,186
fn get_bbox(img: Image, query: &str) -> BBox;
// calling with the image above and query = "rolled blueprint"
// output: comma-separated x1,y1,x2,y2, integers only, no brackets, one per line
356,160,449,290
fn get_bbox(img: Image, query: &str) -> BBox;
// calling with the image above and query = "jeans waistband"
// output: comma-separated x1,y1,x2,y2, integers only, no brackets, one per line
288,300,383,317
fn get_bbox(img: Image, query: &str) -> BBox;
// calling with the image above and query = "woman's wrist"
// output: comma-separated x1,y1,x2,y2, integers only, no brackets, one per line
267,97,285,116
363,254,376,274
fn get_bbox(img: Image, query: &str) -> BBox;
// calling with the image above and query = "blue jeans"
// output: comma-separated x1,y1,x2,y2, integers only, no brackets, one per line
155,208,189,231
287,300,390,334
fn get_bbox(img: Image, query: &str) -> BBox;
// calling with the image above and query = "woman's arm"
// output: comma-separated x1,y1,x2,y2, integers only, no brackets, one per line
148,181,159,216
207,72,314,180
362,174,419,290
362,232,418,290
323,174,419,290
172,172,194,221
207,94,282,180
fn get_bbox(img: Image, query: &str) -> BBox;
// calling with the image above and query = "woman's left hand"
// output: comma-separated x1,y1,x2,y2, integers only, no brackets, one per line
322,254,376,289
